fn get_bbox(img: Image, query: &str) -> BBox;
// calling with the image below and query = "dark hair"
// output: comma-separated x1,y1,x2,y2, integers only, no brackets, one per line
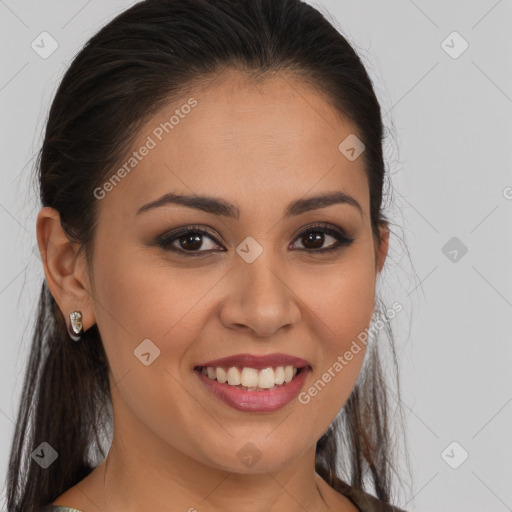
6,0,410,510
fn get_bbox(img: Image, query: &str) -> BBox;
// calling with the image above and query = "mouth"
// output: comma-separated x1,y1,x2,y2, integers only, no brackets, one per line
193,353,312,411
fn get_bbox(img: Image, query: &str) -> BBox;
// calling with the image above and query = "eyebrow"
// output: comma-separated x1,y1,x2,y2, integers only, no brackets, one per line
135,190,363,219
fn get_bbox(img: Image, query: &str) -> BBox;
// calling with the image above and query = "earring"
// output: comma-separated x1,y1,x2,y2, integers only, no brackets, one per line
68,311,83,342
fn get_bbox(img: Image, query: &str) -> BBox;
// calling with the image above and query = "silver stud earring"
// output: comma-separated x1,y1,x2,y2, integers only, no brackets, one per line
68,311,83,342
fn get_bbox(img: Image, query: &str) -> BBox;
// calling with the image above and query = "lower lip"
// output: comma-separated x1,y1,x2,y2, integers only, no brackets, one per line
194,367,311,412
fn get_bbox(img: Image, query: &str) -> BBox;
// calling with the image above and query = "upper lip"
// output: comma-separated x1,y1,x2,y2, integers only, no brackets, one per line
195,353,311,370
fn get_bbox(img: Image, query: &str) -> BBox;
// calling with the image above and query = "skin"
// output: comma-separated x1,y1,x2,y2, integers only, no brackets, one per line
38,70,389,512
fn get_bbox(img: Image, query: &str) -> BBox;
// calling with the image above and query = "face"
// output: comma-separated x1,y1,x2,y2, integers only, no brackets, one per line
79,71,388,473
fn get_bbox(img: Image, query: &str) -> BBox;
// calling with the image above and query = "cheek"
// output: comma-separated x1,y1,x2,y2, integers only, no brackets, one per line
292,257,376,412
92,249,228,368
298,255,376,346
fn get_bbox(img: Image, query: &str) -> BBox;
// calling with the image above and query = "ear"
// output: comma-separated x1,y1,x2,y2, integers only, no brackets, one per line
375,223,389,274
36,206,96,333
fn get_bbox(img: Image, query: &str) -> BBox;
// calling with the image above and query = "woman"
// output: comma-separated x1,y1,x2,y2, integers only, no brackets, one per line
6,0,409,511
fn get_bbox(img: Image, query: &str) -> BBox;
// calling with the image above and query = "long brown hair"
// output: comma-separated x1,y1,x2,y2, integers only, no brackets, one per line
6,1,410,510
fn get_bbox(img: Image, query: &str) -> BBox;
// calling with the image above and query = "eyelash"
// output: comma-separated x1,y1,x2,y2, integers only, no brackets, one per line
156,223,354,257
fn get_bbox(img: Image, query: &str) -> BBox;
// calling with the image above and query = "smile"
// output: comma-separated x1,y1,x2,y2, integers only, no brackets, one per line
194,365,311,412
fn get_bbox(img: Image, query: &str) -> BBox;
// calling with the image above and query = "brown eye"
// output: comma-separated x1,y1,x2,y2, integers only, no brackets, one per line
177,233,204,251
300,231,331,250
158,226,224,255
290,224,354,254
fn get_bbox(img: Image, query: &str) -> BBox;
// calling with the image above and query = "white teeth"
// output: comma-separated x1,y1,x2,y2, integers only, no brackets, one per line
258,368,275,389
216,366,228,383
284,365,295,383
200,365,303,389
241,367,259,387
227,367,241,386
274,366,285,385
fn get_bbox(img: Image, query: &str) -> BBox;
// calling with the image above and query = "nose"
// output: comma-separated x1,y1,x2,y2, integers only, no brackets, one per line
219,255,301,338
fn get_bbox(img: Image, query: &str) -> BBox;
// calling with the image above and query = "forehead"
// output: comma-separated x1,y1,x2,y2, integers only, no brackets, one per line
99,71,369,220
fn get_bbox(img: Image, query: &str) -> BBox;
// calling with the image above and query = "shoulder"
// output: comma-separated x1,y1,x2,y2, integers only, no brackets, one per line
348,490,407,512
334,477,407,512
48,468,103,512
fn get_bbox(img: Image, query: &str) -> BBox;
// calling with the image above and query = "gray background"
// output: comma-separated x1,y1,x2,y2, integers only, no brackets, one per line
1,1,511,511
